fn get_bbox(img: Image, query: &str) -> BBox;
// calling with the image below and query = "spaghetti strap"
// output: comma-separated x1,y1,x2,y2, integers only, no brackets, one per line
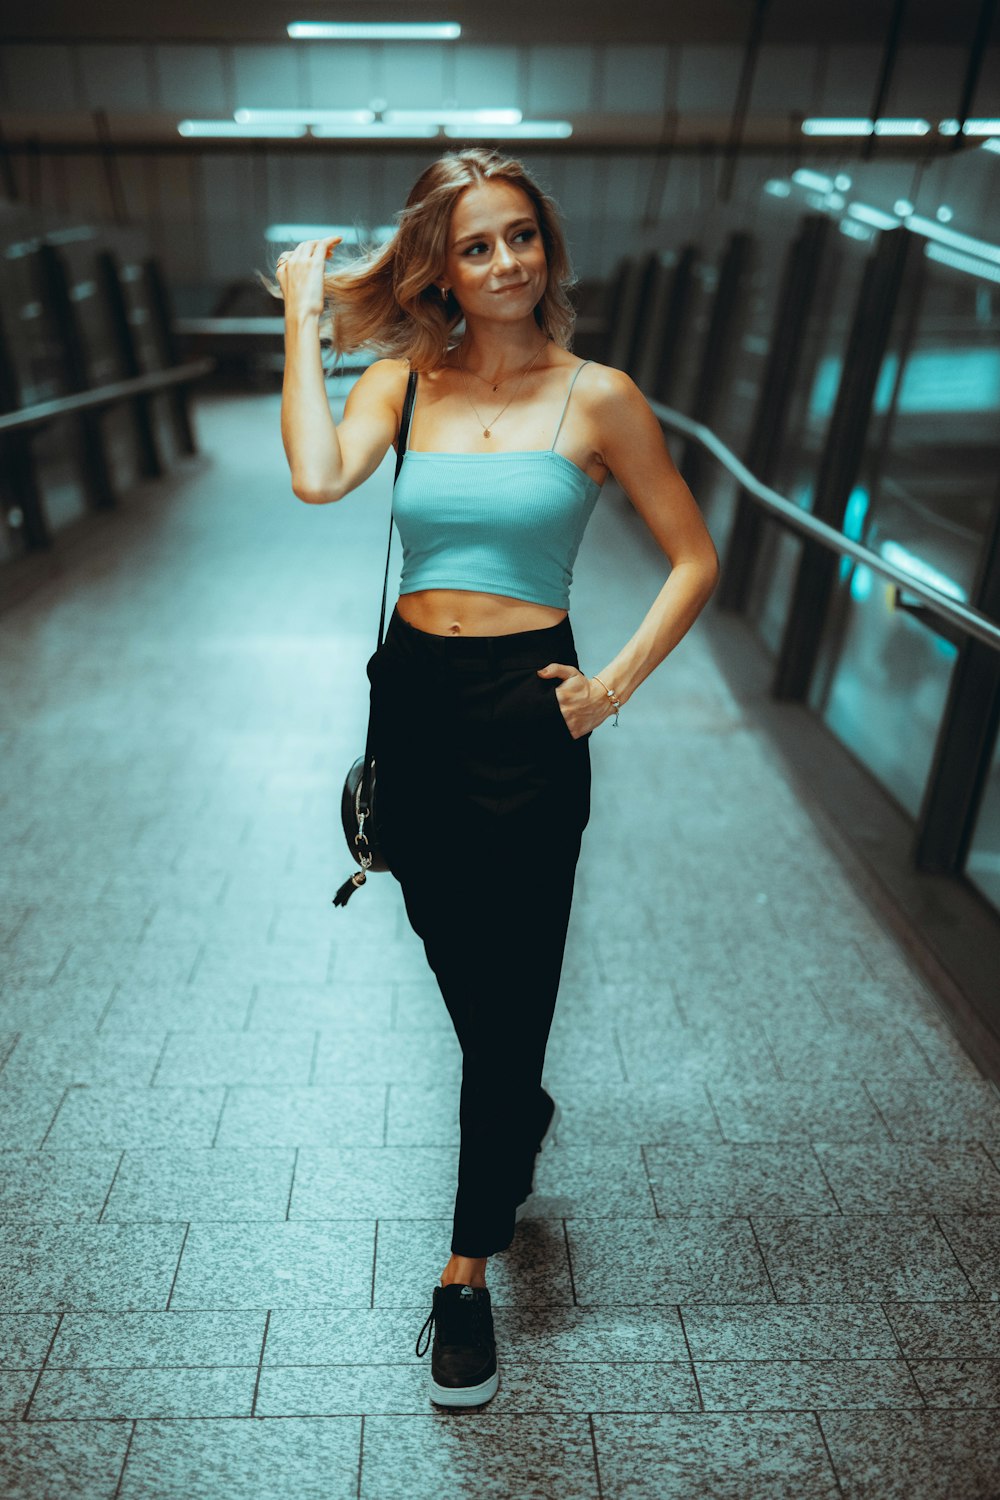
550,360,592,451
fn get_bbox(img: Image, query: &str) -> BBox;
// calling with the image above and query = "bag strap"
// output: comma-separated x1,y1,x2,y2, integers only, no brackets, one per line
357,368,417,822
375,368,417,649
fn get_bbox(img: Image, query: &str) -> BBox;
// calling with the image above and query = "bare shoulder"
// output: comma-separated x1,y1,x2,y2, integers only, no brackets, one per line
350,356,411,397
576,360,641,408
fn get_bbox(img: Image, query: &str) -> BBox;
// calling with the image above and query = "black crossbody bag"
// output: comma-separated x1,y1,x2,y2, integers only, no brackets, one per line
333,369,418,909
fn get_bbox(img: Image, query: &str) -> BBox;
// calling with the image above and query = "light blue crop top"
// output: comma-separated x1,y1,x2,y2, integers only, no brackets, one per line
391,360,602,611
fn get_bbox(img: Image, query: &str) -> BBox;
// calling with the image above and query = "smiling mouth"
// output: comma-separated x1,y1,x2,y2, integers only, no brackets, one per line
492,283,529,294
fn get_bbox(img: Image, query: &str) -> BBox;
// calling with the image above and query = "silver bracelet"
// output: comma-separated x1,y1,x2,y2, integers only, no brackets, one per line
591,674,622,727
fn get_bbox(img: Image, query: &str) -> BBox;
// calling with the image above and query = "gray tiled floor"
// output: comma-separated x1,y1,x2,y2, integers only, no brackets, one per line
2,392,999,1497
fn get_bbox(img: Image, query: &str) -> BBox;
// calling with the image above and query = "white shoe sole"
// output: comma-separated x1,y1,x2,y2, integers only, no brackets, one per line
428,1367,499,1407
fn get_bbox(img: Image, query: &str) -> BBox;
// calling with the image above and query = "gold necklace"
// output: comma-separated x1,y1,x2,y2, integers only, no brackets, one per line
457,338,548,439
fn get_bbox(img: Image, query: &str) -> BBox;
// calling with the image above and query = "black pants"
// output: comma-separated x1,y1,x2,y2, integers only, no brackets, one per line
367,604,592,1256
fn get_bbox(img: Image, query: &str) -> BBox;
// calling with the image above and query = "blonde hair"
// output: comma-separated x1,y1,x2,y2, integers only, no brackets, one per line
258,148,577,371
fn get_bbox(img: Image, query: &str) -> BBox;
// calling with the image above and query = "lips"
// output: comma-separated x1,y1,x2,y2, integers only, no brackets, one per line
492,283,529,293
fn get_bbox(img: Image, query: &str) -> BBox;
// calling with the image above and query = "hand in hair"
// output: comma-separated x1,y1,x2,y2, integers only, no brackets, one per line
276,235,343,321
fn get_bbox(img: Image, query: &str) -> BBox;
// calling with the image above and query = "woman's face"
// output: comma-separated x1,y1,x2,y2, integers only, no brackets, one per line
440,179,548,320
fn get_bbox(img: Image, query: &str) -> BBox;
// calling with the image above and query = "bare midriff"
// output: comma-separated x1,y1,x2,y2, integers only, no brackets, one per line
395,588,567,637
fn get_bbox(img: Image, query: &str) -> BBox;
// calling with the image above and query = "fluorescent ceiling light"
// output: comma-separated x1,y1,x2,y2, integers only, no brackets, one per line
982,138,1000,154
847,202,900,230
265,223,400,245
178,120,306,137
265,224,363,243
311,123,440,139
764,180,791,197
384,108,522,126
940,118,1000,135
791,168,834,192
288,22,461,39
905,214,1000,266
802,118,874,136
873,118,931,135
236,108,375,125
443,121,573,139
925,242,1000,286
839,219,875,242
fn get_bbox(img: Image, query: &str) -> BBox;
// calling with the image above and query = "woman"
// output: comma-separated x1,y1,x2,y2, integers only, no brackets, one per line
274,147,719,1409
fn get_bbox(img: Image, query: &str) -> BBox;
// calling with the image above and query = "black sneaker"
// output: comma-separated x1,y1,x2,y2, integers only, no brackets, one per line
415,1283,499,1408
515,1094,562,1223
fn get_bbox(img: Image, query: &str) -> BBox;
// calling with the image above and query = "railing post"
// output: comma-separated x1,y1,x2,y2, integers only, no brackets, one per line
37,241,116,511
772,226,920,702
651,244,698,408
679,231,754,500
0,302,51,553
142,256,198,456
96,249,163,479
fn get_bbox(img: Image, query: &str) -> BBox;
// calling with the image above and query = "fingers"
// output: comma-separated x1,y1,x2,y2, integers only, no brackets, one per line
536,663,582,680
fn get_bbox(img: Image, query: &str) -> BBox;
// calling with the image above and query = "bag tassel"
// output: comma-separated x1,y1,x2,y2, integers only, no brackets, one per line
333,869,366,908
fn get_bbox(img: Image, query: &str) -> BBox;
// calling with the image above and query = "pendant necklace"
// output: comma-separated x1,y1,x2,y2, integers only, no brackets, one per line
457,337,548,438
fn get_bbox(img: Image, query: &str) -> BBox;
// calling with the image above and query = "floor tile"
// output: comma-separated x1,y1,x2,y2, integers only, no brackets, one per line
645,1141,838,1216
101,1148,295,1222
289,1147,458,1219
592,1412,839,1498
909,1359,1000,1408
49,1310,266,1367
0,1150,121,1222
0,1223,186,1311
936,1215,1000,1298
154,1030,317,1087
0,1314,59,1368
45,1086,225,1150
681,1304,899,1360
28,1365,256,1420
567,1217,773,1305
0,1419,130,1498
216,1085,386,1147
864,1079,1000,1142
752,1215,975,1302
882,1301,1000,1357
119,1416,361,1499
706,1081,889,1142
360,1413,599,1500
820,1409,1000,1497
696,1357,922,1410
169,1221,376,1308
813,1141,1000,1214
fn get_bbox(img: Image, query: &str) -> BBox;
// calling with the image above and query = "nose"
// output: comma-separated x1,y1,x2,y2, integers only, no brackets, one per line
491,239,518,273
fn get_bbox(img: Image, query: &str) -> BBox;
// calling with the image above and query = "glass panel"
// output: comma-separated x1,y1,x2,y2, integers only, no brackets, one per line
967,736,1000,913
810,241,998,816
744,220,870,652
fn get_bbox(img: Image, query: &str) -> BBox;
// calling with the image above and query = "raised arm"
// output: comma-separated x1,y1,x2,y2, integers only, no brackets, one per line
277,235,407,504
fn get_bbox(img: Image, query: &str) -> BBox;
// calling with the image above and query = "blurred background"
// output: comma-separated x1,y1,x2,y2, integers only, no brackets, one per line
1,0,999,1055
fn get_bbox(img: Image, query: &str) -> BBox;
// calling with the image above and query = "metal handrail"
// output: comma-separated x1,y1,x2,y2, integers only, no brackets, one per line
0,359,215,435
650,399,1000,655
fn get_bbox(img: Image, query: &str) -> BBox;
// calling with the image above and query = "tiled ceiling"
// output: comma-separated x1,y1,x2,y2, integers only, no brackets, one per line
1,0,996,151
0,0,995,46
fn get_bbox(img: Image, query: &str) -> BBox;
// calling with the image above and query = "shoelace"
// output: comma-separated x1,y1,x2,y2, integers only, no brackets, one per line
415,1287,489,1358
